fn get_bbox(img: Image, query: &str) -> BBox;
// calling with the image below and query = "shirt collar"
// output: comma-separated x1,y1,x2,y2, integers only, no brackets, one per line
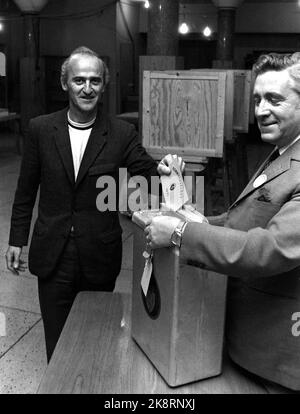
67,110,96,130
278,135,300,155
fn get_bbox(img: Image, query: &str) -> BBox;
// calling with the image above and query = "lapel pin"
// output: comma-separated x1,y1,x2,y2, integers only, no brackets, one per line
253,174,267,189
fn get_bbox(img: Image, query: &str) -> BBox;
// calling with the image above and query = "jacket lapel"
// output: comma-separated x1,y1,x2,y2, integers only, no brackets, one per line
231,145,293,207
75,111,108,188
53,109,75,186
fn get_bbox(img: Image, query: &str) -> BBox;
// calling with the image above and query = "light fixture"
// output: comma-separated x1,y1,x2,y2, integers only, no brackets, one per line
203,26,212,37
0,22,3,32
12,0,49,13
179,22,189,35
144,0,150,8
179,5,190,35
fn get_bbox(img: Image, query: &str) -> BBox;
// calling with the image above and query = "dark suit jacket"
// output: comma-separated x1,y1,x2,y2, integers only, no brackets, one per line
9,108,157,285
181,141,300,390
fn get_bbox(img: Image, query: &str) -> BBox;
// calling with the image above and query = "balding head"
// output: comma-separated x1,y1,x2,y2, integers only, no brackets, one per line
61,46,109,91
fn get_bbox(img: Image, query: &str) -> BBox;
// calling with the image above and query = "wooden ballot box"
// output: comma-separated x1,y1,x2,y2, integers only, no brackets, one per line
131,210,228,387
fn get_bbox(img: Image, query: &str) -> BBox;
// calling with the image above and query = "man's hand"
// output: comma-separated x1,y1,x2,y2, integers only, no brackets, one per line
144,215,182,249
157,154,185,176
5,246,26,275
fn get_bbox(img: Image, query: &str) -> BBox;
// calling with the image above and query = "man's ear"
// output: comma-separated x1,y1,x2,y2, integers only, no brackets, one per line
61,80,68,92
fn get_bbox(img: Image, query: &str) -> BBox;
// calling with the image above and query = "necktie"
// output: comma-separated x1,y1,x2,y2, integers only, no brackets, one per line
263,148,280,171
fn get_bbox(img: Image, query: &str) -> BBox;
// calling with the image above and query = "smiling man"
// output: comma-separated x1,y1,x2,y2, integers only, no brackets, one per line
5,46,180,362
61,50,106,123
145,52,300,391
254,65,300,148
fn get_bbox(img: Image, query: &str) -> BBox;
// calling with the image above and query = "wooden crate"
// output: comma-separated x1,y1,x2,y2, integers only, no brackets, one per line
139,56,184,135
142,70,227,161
131,212,227,387
190,69,252,139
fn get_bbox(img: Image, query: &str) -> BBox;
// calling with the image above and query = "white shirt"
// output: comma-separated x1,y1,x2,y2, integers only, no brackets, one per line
67,112,96,180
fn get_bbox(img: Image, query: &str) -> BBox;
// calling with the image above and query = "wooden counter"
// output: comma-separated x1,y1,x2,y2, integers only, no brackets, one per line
37,291,290,394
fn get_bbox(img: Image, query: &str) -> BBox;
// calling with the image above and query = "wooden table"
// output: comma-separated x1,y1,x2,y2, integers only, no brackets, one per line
37,291,291,394
0,112,22,154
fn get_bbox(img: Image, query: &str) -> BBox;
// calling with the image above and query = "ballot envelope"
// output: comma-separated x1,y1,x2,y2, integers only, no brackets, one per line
131,206,228,387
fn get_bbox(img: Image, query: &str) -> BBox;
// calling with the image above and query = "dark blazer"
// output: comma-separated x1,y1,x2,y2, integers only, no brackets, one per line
9,108,157,285
181,140,300,390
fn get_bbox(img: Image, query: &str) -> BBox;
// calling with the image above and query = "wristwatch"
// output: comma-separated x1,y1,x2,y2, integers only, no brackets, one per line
170,220,187,248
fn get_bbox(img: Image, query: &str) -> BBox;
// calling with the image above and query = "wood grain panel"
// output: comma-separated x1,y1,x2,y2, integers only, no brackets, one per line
191,69,252,137
143,71,226,161
139,56,184,136
189,69,233,142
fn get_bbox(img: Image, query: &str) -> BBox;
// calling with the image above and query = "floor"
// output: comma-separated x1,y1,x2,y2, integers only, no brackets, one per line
0,130,272,394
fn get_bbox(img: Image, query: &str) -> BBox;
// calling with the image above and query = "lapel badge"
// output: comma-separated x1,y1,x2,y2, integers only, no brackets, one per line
253,174,267,189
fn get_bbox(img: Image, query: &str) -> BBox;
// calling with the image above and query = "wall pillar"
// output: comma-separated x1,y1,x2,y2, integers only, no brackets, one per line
23,13,39,58
211,0,244,68
147,0,179,56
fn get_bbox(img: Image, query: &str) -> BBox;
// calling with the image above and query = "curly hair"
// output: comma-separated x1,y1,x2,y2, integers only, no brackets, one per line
60,46,110,90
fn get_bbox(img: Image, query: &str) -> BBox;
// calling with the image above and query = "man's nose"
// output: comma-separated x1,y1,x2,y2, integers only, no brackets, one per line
256,100,271,117
83,81,92,93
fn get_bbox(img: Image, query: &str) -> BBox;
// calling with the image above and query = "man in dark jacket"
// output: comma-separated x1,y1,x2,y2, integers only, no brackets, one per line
6,46,179,361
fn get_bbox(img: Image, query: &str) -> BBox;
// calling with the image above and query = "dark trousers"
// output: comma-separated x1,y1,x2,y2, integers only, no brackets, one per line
38,232,115,362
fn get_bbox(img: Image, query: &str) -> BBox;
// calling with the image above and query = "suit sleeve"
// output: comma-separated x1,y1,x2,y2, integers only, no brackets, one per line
181,189,300,278
9,119,41,247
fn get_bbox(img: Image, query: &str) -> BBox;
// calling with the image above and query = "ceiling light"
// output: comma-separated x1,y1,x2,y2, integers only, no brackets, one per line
203,26,212,37
179,22,189,35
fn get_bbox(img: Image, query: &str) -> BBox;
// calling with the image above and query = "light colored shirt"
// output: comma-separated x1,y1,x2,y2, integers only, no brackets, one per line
67,112,96,180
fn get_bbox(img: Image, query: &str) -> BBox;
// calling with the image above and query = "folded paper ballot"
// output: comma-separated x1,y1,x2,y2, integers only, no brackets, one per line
160,157,189,211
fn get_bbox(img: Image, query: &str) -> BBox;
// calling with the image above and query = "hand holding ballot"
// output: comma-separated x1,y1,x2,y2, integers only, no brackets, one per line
144,205,208,249
143,154,208,249
157,153,185,177
144,214,183,249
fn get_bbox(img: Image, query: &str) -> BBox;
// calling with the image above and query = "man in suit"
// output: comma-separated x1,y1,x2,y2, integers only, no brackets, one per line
145,52,300,391
5,46,180,362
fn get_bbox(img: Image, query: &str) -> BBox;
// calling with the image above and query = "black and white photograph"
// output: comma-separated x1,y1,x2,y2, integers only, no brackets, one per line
0,0,299,397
